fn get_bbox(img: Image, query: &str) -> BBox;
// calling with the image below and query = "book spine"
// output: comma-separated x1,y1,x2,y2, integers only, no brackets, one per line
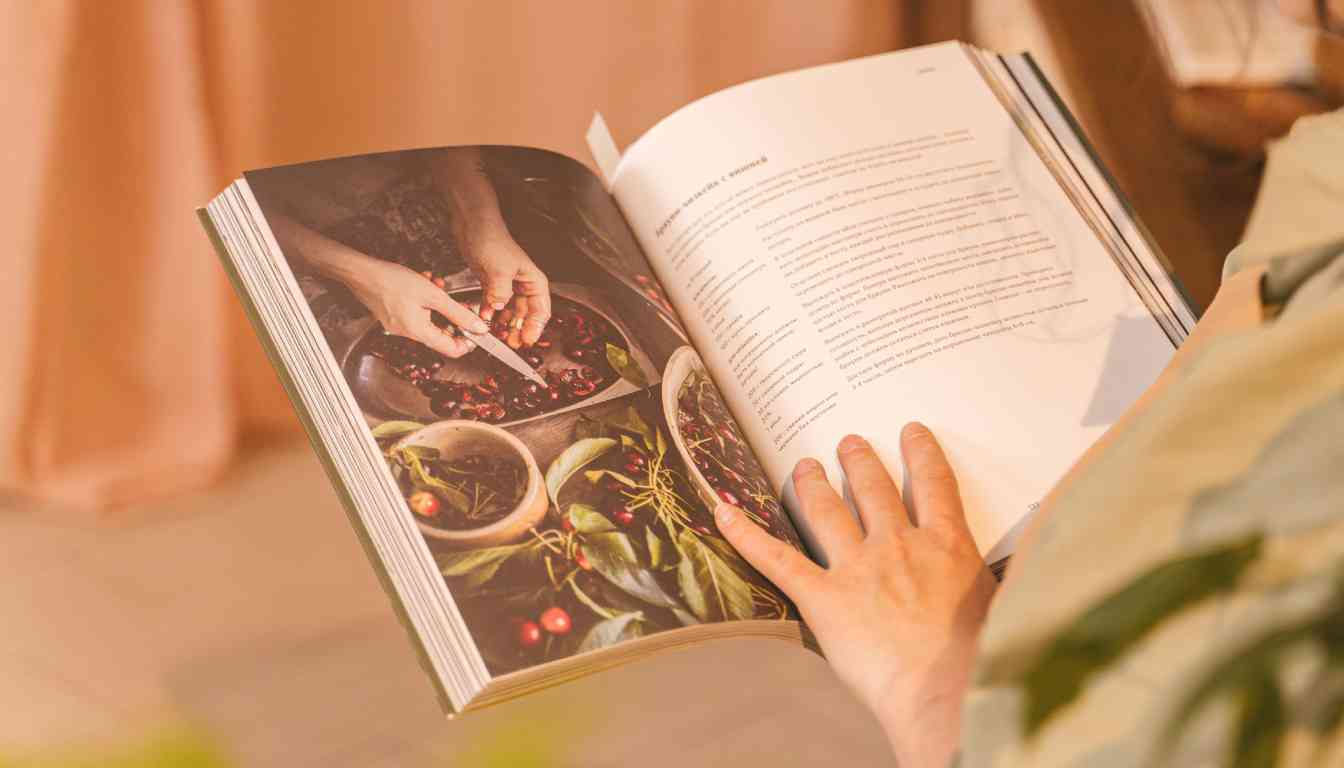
195,207,459,715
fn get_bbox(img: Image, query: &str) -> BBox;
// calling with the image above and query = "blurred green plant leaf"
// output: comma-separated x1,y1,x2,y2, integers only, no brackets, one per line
1022,534,1263,736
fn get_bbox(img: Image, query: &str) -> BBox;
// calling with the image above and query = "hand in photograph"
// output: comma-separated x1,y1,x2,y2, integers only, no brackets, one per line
264,148,552,354
266,212,486,358
714,425,996,768
433,149,552,347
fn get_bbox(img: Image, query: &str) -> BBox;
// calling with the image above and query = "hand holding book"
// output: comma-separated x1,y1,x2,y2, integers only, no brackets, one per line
715,426,994,768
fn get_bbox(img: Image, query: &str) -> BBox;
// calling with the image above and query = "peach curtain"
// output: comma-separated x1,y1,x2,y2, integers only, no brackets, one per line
0,1,908,510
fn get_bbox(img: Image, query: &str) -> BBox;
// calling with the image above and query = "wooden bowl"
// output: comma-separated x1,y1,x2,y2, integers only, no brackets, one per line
393,420,548,548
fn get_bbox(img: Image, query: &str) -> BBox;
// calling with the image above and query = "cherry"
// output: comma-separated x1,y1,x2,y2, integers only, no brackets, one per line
695,525,712,536
561,517,575,533
540,606,572,635
574,549,592,571
408,490,440,518
717,489,740,507
516,619,543,648
613,510,635,527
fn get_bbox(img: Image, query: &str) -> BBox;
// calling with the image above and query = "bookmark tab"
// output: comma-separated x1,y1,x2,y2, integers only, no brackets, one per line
586,113,622,190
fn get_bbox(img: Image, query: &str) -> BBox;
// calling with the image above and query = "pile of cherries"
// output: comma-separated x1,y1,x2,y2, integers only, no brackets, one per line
677,373,783,528
364,296,630,424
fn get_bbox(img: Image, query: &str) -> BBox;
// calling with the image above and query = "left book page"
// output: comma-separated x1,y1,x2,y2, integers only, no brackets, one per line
240,146,805,679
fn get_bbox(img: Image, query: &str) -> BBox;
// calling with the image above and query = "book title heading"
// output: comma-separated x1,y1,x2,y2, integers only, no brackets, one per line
654,155,768,238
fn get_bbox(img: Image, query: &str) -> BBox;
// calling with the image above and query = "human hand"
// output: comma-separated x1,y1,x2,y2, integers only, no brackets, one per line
341,253,489,358
458,229,552,348
714,425,996,767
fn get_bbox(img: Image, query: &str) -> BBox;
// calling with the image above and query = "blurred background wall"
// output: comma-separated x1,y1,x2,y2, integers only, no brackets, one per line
0,0,918,510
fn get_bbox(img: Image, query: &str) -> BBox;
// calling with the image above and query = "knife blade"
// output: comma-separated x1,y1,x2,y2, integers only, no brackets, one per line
461,327,548,387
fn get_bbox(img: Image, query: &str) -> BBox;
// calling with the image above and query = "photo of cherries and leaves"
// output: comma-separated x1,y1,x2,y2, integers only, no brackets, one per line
359,288,648,424
429,397,795,676
385,444,526,532
676,371,792,542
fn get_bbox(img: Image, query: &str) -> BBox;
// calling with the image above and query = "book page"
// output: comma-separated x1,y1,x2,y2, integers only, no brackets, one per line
241,147,804,680
605,43,1176,559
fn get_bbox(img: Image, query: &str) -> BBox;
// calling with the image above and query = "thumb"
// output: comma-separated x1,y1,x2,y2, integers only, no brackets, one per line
480,267,515,314
714,503,822,598
425,290,489,335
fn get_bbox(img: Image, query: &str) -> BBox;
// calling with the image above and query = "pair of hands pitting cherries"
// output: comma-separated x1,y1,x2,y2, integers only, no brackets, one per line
336,228,551,357
715,425,996,767
272,148,552,360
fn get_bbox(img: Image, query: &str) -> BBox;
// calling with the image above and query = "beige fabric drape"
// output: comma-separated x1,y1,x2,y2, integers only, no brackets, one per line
0,1,908,510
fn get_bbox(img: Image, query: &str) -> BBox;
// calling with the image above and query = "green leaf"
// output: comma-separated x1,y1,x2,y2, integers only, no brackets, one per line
568,503,616,534
656,426,667,458
702,535,760,581
606,343,648,388
435,544,528,591
584,468,639,488
676,528,755,622
574,414,607,441
1157,612,1328,761
582,532,683,610
371,420,426,440
1021,534,1263,736
646,527,664,569
398,448,472,513
569,578,618,620
400,444,439,460
601,406,656,451
545,437,617,504
1232,667,1285,768
577,611,645,654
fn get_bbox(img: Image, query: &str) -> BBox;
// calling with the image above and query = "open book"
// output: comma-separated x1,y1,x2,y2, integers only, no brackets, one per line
198,42,1195,715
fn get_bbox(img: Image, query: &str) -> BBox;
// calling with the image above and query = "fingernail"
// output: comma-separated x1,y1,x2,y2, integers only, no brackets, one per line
838,434,867,454
492,301,507,311
714,503,737,527
471,319,489,334
794,458,822,475
902,422,929,439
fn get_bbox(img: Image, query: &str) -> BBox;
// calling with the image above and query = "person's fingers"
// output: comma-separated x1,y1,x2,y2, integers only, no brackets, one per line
836,434,907,536
517,265,551,340
519,295,549,346
900,423,970,535
792,458,864,561
480,266,515,316
504,306,525,349
409,316,475,359
424,290,489,335
715,503,823,598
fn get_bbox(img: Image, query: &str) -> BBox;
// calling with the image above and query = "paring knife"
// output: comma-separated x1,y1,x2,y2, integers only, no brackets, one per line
460,327,548,387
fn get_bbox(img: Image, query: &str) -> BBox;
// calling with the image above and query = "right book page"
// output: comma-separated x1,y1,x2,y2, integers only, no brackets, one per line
603,42,1176,560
